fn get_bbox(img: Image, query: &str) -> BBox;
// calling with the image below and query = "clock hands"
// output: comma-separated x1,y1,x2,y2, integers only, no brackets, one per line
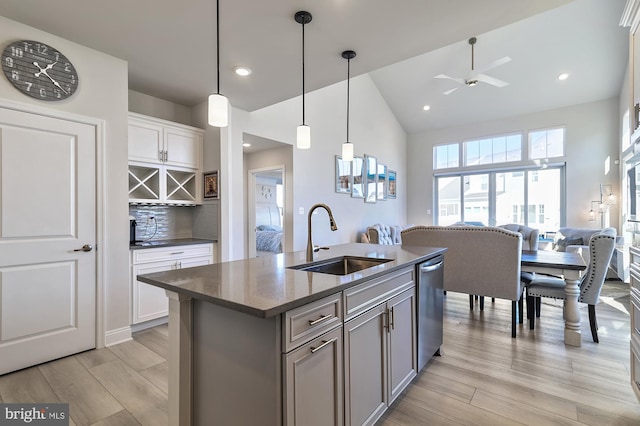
33,61,69,94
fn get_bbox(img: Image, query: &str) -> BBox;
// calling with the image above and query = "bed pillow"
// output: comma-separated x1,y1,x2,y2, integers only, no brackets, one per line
257,224,282,232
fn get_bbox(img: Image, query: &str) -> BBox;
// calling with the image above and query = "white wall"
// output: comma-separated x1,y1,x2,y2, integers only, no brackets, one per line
128,90,192,126
219,73,407,259
407,97,621,231
0,16,130,343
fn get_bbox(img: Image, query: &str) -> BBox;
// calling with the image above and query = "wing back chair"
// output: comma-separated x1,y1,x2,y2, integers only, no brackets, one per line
401,225,523,337
526,232,615,342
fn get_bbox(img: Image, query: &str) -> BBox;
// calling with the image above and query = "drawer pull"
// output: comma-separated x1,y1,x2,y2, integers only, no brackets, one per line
308,314,332,326
310,338,337,354
170,251,185,255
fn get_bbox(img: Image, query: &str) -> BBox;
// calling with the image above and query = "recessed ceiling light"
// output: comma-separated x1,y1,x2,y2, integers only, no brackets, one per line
558,73,569,81
242,143,251,147
423,105,431,111
234,67,252,76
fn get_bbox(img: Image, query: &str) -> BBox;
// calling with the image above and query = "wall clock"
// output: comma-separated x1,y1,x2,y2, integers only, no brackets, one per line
1,40,78,101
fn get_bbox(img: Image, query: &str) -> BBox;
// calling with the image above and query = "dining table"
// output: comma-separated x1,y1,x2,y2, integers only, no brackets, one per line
521,249,587,346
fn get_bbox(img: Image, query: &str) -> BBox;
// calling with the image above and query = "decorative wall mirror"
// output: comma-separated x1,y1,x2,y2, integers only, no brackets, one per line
335,155,352,194
351,156,365,198
377,163,387,200
364,154,377,204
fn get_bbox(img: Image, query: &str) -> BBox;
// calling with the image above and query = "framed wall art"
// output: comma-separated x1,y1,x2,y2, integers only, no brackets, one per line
377,163,387,201
388,170,397,199
364,154,377,204
335,155,352,194
203,170,219,199
351,156,365,199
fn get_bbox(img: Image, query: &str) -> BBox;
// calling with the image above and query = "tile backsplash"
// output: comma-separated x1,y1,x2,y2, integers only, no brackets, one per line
129,205,193,241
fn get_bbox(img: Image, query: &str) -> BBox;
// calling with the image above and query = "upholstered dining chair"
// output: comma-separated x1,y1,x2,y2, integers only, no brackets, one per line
526,232,615,342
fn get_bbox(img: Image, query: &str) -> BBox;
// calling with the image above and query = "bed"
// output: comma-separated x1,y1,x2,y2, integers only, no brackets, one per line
255,204,283,254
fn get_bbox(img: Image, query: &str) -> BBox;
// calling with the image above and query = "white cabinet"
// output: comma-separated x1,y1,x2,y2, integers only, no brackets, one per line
128,113,203,169
131,243,214,325
343,268,417,426
630,246,640,402
128,113,204,205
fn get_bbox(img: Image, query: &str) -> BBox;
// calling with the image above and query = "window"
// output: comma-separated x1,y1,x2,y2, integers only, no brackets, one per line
434,143,459,169
529,128,565,159
435,166,563,234
464,133,522,166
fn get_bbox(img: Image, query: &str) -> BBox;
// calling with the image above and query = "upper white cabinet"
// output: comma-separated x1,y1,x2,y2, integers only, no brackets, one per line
128,113,204,204
128,112,203,169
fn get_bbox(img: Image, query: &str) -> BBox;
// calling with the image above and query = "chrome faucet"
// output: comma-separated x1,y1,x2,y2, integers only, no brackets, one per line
307,203,338,261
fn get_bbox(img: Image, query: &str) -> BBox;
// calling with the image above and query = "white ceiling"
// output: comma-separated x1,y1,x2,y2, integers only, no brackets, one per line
0,0,628,135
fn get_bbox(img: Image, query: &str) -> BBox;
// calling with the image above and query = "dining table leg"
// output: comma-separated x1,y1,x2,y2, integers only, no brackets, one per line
562,270,582,347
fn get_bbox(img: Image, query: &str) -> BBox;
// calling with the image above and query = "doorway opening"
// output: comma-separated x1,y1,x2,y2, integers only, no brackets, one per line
248,166,285,257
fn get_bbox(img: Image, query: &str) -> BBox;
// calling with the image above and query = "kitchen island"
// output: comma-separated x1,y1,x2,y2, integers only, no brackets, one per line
137,243,445,426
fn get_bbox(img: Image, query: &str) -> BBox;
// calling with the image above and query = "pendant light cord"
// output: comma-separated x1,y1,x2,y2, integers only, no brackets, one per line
301,20,306,125
346,57,350,142
216,0,221,95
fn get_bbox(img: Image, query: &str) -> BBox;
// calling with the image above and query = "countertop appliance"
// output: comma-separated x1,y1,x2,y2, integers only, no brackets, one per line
416,254,444,371
129,215,137,245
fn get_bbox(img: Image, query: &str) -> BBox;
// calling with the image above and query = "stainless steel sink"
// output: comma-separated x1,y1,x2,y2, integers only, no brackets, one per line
288,256,393,276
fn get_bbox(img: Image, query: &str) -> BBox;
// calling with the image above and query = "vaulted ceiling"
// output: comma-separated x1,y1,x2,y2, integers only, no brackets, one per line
0,0,629,134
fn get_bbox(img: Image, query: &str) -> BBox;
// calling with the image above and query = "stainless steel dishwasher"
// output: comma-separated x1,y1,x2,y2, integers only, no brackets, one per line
416,254,444,371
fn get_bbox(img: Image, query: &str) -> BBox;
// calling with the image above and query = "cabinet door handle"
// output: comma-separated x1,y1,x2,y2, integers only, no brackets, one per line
178,261,182,269
164,150,168,162
159,150,163,162
390,306,395,330
383,309,389,331
308,314,332,326
310,338,337,354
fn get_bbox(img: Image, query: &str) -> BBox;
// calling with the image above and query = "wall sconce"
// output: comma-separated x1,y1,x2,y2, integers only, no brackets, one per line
601,184,616,206
588,200,601,222
588,184,616,227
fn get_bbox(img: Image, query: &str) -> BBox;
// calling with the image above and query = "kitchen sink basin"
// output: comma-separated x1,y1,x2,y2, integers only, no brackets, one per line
288,256,393,276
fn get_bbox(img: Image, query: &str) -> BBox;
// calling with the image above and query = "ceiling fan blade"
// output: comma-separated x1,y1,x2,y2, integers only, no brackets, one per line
434,74,465,85
471,56,512,75
443,87,459,95
474,73,509,88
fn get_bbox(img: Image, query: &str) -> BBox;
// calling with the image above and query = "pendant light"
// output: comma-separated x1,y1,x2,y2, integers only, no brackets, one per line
341,50,356,161
208,0,228,127
295,11,312,149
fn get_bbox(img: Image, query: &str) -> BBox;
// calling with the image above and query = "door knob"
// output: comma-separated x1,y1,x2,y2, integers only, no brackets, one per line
74,244,93,252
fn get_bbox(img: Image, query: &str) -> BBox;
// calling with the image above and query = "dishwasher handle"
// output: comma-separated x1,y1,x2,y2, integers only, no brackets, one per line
420,261,444,273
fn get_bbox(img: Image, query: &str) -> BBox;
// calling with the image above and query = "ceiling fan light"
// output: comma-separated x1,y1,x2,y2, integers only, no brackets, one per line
341,142,353,161
467,80,478,87
208,93,228,127
558,73,569,81
297,124,311,149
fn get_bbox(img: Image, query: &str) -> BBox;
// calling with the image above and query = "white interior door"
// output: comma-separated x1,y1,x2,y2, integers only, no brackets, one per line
0,107,96,375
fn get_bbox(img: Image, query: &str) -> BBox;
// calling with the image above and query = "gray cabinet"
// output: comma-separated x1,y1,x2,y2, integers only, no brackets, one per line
283,293,344,426
343,267,417,426
284,326,344,426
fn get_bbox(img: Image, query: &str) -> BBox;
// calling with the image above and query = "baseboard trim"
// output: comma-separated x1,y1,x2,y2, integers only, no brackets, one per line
104,326,132,347
131,317,169,334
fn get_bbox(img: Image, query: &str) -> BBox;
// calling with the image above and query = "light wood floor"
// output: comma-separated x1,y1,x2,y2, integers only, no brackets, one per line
0,281,638,425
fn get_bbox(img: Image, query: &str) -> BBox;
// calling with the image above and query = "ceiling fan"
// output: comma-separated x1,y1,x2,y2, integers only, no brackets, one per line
435,37,511,95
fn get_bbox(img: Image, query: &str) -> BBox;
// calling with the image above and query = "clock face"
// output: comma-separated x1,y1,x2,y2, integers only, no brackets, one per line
1,40,78,101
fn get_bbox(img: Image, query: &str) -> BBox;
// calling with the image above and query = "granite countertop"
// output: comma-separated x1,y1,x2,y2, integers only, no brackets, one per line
136,243,446,318
129,238,216,250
